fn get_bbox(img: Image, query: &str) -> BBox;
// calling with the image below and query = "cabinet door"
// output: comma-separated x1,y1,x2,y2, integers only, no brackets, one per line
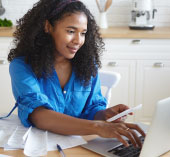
135,60,170,123
0,37,13,58
101,59,136,122
0,62,16,114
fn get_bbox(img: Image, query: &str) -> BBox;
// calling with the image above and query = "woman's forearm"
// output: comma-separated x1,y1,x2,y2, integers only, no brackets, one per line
29,107,146,147
29,107,98,135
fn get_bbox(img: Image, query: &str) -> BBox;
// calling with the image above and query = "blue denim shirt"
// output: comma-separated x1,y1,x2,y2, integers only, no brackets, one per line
9,57,107,127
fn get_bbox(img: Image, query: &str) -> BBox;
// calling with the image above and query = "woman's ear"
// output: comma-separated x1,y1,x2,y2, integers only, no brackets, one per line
44,20,52,33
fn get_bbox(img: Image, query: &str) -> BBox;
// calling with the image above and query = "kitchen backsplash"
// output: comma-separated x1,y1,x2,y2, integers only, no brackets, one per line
0,0,170,27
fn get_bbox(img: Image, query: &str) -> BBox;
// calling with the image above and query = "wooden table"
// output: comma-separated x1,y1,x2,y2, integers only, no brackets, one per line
0,146,101,157
0,135,170,157
0,146,170,157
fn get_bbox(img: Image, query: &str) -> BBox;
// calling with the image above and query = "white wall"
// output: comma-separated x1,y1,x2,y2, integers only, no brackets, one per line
0,0,170,27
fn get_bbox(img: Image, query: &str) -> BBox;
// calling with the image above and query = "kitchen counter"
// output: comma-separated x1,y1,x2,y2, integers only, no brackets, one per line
100,26,170,39
0,27,16,37
0,26,170,39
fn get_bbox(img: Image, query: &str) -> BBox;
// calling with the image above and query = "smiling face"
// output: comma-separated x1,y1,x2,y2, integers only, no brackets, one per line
48,12,87,60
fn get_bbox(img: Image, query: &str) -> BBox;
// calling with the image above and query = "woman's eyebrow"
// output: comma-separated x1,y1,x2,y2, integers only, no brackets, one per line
66,26,87,31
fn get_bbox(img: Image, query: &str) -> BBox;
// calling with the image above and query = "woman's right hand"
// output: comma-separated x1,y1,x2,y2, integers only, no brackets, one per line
94,121,145,147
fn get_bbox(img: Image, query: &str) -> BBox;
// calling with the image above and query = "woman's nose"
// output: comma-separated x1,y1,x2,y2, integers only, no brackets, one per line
73,33,83,45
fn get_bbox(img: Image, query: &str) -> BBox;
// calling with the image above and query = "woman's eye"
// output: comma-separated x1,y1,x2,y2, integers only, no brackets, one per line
81,32,86,36
67,30,75,34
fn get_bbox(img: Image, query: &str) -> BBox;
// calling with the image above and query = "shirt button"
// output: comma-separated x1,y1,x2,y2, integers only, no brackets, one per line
63,90,67,94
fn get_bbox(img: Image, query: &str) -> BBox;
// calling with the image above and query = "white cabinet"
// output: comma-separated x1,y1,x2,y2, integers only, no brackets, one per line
0,37,13,59
101,60,136,122
0,37,16,114
102,60,135,105
102,39,170,123
135,60,170,122
0,62,16,114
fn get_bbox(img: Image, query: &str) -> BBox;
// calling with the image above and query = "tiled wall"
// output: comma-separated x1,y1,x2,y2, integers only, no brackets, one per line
0,0,170,27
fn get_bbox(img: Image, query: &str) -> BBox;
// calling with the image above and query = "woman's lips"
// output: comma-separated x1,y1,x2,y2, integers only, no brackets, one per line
67,46,79,54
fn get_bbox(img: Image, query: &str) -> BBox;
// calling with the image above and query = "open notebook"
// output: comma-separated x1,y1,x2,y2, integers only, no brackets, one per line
82,97,170,157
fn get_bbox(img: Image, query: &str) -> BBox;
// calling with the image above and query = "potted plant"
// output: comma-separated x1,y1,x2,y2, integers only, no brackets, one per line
0,18,13,29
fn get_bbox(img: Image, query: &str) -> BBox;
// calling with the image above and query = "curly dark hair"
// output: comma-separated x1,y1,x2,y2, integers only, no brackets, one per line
8,0,104,86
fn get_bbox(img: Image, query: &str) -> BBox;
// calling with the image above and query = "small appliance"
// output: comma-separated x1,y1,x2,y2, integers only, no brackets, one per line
129,0,157,30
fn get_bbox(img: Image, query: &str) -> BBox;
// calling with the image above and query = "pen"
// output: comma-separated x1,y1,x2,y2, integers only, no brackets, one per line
57,144,66,157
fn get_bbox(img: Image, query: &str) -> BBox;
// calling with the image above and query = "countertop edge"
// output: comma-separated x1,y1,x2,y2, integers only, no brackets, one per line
0,26,170,39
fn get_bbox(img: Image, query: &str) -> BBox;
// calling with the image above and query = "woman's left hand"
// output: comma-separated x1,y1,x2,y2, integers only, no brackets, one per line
94,104,133,122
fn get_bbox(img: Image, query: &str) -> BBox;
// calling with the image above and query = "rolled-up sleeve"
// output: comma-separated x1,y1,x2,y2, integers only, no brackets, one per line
9,58,54,127
80,73,107,120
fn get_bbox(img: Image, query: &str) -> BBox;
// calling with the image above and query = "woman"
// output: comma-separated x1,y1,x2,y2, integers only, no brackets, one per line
8,0,145,147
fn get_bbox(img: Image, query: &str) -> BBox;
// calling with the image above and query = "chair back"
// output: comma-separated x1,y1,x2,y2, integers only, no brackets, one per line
99,70,121,108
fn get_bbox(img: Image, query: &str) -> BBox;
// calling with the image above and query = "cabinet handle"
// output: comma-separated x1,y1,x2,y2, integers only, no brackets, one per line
153,62,164,68
0,59,6,65
131,40,141,44
108,62,117,67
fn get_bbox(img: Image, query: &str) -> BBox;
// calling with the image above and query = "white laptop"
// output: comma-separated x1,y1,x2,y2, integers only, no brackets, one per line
82,97,170,157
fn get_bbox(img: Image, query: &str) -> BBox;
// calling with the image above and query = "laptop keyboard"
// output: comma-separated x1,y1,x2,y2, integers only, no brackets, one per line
107,136,145,157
